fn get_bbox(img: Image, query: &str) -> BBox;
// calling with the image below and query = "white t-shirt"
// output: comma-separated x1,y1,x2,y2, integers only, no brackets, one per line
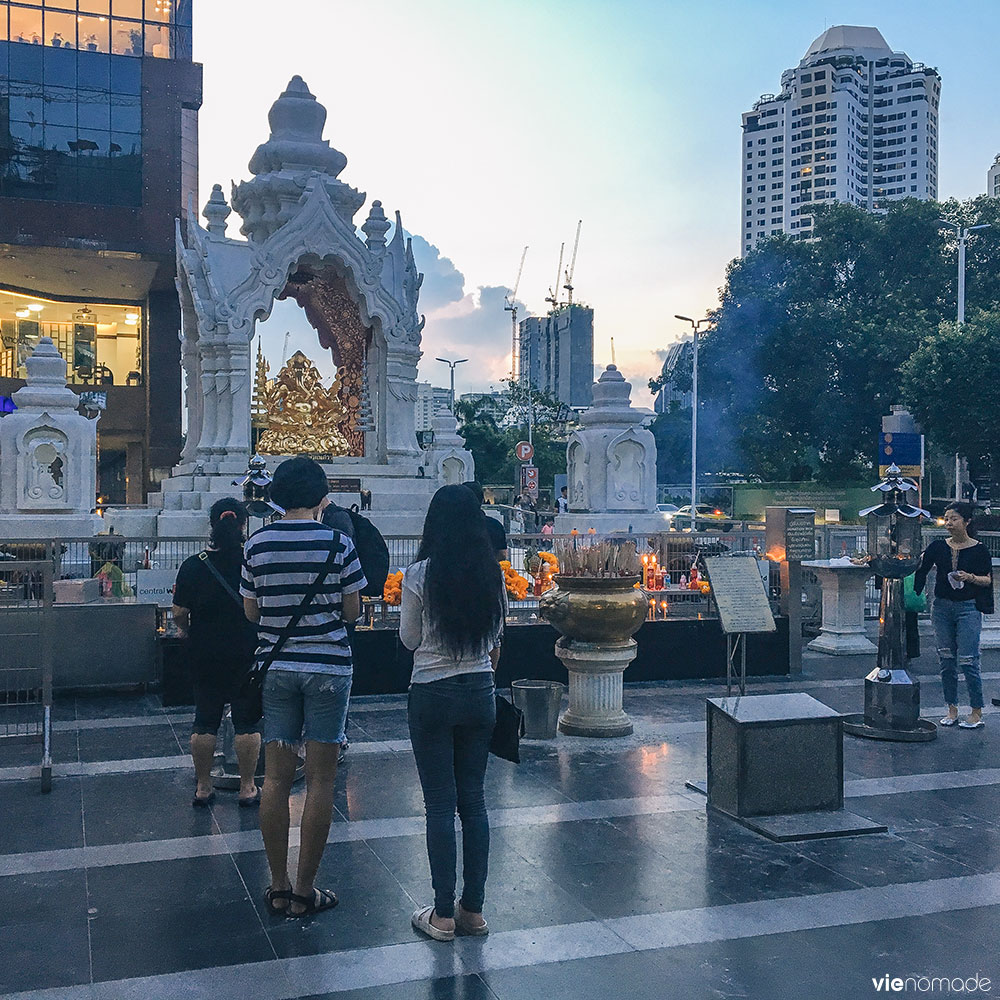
400,559,507,684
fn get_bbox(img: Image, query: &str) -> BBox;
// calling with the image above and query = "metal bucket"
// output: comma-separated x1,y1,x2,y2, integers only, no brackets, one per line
511,679,564,739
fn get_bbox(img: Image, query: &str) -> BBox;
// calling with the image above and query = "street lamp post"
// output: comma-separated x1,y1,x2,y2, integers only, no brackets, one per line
435,356,468,413
939,219,991,500
675,314,711,529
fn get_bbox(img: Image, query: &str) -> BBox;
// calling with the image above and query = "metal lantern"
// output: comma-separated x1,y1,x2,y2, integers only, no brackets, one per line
861,466,925,579
233,454,282,519
844,464,935,742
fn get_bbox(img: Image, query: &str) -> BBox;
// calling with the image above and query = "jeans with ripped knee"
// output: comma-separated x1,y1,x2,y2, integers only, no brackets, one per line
932,598,983,709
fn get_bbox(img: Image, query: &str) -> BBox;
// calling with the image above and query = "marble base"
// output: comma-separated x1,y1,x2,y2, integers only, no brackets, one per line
555,637,635,738
803,560,875,656
0,513,103,539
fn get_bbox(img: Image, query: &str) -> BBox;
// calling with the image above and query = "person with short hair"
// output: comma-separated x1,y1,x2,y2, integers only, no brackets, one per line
914,501,993,729
557,486,569,514
402,485,506,941
463,480,508,560
242,457,367,917
173,498,261,807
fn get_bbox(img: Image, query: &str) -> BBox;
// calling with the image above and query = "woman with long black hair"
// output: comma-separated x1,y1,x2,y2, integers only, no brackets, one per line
914,501,993,729
173,498,261,806
400,484,506,941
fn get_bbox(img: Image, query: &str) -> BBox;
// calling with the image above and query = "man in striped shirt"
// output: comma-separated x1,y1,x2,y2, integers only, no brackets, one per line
241,457,366,918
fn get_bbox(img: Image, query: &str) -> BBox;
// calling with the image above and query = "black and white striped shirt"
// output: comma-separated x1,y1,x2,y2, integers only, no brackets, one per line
240,520,367,676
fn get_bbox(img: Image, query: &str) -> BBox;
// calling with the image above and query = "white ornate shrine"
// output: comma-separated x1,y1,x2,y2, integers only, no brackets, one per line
111,76,472,537
0,338,103,538
556,364,661,533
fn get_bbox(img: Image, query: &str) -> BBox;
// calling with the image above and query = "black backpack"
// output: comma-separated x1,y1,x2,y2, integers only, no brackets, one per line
323,503,389,598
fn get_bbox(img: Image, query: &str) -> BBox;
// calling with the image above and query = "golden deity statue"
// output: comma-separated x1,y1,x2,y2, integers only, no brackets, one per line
256,350,351,457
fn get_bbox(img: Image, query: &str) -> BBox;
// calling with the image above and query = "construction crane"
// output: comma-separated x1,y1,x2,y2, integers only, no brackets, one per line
504,245,528,381
544,242,565,312
563,219,582,307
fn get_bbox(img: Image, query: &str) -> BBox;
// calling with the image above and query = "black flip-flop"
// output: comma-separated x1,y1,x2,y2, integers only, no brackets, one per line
288,888,338,917
263,886,294,916
238,789,261,808
191,792,216,808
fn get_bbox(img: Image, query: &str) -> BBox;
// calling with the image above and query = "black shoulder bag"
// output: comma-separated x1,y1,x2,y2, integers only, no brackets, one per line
488,605,524,763
241,545,340,725
197,551,243,607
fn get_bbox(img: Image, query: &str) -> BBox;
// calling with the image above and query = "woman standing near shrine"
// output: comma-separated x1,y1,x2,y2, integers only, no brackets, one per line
401,485,506,941
914,501,993,729
172,498,261,806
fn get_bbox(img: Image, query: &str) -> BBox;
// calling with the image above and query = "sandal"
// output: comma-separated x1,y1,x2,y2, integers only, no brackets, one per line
959,717,985,730
263,886,293,915
411,905,455,942
288,888,338,918
238,789,261,808
455,906,489,937
938,716,959,727
191,791,216,808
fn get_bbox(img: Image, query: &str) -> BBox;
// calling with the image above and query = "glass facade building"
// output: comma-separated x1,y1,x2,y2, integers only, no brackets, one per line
1,1,191,206
0,0,200,503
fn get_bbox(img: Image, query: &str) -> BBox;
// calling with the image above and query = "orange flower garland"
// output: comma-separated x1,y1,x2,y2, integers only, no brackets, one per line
383,570,403,605
500,560,531,601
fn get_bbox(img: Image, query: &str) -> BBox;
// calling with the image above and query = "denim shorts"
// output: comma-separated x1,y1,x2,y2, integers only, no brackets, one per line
263,670,351,746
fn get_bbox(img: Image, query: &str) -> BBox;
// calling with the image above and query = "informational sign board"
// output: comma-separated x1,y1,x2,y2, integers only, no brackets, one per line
704,556,776,635
515,440,534,462
326,477,362,493
135,570,177,608
765,507,815,562
520,464,539,499
878,431,922,478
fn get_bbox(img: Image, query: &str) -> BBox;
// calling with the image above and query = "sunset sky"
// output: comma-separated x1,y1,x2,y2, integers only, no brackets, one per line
193,0,999,405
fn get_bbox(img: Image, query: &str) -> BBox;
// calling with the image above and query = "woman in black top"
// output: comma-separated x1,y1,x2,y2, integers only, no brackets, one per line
914,502,993,729
173,499,261,806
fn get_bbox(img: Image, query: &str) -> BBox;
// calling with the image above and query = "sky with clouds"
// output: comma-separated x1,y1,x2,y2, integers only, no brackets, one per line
195,0,1000,404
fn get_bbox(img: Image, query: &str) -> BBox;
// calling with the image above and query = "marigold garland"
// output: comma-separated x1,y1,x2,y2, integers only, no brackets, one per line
500,559,531,601
383,570,403,605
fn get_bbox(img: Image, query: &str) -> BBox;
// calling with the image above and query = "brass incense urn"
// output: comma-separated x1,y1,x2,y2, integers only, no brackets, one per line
540,576,646,644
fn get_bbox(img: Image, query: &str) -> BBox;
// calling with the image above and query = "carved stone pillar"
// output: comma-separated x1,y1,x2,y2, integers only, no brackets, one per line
384,345,421,460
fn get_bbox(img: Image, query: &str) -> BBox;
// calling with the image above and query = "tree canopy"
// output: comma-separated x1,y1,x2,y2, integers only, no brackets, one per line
652,197,1000,484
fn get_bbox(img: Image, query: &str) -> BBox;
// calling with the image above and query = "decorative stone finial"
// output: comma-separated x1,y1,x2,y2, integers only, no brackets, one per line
202,184,231,238
362,201,390,253
24,338,71,390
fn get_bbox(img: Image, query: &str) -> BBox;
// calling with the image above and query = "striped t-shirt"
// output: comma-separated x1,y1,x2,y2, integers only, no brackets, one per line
240,519,367,676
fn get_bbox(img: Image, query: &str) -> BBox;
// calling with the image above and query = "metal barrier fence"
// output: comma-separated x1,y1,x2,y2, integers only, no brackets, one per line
0,560,54,792
2,527,996,624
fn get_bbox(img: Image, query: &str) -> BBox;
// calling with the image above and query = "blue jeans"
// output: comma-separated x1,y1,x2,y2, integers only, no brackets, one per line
408,672,495,919
263,670,352,746
932,599,984,710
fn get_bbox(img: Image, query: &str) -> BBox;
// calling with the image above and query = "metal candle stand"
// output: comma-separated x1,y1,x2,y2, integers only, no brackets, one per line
842,464,937,742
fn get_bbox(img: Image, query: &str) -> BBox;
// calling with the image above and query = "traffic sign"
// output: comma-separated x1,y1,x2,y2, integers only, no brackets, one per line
520,464,539,499
515,440,534,462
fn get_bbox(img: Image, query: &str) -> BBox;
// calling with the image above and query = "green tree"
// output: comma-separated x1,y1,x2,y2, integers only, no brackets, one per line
688,197,1000,482
901,310,1000,479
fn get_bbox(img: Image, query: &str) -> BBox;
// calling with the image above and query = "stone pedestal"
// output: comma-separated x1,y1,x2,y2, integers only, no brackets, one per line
555,638,635,737
0,337,102,539
980,559,1000,649
803,560,876,655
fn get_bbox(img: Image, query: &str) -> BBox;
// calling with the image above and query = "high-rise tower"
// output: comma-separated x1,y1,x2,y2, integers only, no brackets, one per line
741,26,940,256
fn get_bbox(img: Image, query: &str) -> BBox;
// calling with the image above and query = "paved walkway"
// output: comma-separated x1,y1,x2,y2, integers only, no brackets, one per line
2,637,999,999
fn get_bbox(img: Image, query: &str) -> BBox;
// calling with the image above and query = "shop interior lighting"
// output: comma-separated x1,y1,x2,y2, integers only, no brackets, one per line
125,311,140,320
15,309,30,318
27,303,44,312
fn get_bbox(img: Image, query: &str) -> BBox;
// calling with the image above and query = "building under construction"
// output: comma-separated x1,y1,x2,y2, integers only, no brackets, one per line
518,303,593,409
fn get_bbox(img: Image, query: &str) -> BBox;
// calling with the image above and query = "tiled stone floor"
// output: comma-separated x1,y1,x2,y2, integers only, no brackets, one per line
2,631,999,999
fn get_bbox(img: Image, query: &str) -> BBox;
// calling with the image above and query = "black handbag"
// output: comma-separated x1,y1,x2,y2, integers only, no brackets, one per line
241,545,340,724
489,689,525,764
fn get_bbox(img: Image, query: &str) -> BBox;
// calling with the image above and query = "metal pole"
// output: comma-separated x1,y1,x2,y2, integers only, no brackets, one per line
957,230,966,325
450,366,456,412
691,327,698,518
